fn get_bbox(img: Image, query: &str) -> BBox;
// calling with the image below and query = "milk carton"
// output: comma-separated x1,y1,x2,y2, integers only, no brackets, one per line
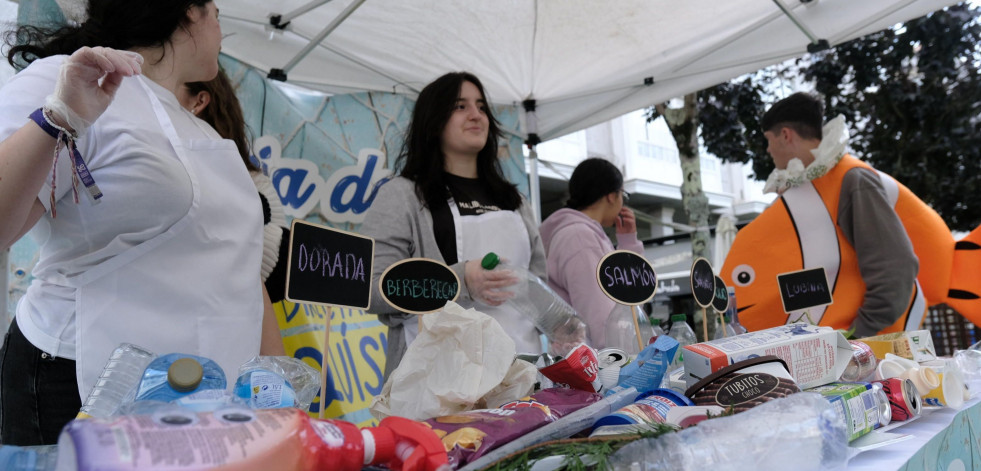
681,323,852,389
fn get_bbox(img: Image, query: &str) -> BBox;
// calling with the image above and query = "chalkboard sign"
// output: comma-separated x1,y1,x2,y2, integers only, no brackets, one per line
596,250,658,305
712,275,729,313
285,219,375,309
777,267,833,313
690,257,715,308
379,258,460,314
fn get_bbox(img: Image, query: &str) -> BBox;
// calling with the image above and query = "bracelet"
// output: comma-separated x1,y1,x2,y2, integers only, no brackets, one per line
28,107,78,141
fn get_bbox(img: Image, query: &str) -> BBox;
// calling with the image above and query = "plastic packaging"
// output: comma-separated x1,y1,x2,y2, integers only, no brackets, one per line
77,343,157,419
0,445,58,471
234,356,321,410
135,353,227,403
481,252,589,356
608,392,852,471
56,407,449,471
665,314,697,369
604,304,654,354
725,287,748,335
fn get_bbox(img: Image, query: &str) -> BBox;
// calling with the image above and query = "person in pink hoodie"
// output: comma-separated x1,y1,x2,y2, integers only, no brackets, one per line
539,158,644,348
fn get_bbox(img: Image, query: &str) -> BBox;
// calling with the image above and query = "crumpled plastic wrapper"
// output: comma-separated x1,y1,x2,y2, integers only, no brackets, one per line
370,301,537,420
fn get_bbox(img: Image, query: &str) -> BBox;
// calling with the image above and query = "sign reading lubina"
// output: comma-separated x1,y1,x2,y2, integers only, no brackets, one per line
596,250,658,305
777,267,833,314
379,258,460,314
286,219,375,309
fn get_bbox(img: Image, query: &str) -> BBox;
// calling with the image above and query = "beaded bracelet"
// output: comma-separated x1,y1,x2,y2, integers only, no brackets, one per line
29,107,103,216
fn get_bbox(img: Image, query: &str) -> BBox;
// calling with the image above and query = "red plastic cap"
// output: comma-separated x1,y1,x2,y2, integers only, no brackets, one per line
377,416,448,471
366,425,396,465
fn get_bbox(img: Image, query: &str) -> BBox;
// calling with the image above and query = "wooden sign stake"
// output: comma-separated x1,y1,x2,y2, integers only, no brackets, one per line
701,306,708,342
319,304,332,419
630,305,644,351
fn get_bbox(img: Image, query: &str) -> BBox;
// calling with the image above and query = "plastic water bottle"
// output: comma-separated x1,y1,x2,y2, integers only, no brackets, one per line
609,393,850,471
0,445,58,471
481,252,590,356
77,343,157,418
604,304,655,354
726,287,748,335
651,318,665,340
713,314,738,340
234,356,321,410
135,353,227,403
666,314,697,369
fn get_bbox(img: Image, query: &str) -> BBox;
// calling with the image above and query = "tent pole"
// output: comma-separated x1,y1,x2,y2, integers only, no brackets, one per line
523,100,542,224
270,0,336,28
275,0,368,77
770,0,830,52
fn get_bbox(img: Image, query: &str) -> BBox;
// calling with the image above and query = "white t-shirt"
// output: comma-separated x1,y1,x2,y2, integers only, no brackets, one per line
0,56,223,359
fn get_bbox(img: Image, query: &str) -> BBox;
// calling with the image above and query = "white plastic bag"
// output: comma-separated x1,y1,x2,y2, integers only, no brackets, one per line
370,301,535,420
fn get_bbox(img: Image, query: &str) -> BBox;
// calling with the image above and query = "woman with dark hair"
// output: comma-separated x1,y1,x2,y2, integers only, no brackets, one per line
0,0,275,444
539,157,643,349
361,72,546,378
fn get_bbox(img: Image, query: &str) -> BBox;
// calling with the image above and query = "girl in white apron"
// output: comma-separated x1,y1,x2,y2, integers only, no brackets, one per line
361,72,547,379
0,0,267,445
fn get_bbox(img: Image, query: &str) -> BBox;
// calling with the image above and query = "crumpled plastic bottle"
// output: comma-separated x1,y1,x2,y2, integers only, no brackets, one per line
608,392,853,471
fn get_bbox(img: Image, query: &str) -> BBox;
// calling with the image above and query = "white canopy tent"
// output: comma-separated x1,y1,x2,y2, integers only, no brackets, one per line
209,0,958,218
213,0,957,141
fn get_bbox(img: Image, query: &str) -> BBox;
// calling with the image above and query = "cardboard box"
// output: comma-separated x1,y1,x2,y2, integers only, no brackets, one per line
682,323,852,390
857,330,936,362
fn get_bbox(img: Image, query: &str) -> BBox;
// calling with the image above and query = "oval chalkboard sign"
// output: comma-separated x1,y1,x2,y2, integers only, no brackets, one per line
379,258,460,314
596,250,658,305
286,219,375,309
690,257,715,308
712,275,729,313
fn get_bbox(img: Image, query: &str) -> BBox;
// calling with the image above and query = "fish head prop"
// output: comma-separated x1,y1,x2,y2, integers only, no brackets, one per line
721,199,804,332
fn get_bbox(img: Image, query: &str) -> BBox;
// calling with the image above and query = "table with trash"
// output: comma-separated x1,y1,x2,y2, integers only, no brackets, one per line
1,303,979,471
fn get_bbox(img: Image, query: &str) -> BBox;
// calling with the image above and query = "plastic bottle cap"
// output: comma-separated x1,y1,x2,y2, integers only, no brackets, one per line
168,358,204,392
670,314,687,322
481,252,500,270
651,318,661,326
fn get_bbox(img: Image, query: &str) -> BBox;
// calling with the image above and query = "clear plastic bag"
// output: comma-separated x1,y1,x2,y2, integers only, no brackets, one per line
609,392,853,471
234,356,321,410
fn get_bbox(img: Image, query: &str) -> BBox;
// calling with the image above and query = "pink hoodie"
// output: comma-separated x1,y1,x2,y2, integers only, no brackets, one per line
539,208,644,348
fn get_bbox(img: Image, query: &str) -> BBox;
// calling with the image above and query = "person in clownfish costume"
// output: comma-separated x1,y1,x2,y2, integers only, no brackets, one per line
722,92,981,337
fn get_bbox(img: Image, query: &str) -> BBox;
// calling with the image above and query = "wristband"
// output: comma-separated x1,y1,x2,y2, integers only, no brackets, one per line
29,107,76,140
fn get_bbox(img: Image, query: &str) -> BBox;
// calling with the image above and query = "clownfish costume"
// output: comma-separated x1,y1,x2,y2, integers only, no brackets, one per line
722,118,981,334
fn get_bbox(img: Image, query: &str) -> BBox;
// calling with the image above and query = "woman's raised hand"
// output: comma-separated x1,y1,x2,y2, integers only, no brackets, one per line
464,259,518,306
48,46,143,135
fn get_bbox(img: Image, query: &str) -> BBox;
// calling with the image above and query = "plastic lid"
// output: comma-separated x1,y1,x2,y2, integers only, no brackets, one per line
670,314,687,322
481,252,500,270
168,357,204,392
364,426,396,465
651,318,661,326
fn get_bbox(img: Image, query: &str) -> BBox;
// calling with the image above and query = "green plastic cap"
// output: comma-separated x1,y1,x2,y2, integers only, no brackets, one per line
168,357,204,392
671,314,687,323
481,252,500,270
651,318,661,326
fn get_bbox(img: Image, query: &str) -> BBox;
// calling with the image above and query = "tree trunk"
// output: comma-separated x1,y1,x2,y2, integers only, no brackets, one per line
656,94,711,261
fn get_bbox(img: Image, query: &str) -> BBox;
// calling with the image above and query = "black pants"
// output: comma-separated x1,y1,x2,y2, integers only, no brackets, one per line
0,318,81,445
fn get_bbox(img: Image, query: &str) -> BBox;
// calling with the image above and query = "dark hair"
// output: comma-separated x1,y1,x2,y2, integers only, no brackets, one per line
6,0,211,68
394,71,521,211
565,157,623,210
760,92,824,140
184,68,258,172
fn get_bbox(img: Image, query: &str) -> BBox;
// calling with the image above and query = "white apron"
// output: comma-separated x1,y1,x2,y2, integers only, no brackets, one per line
403,200,541,354
71,77,263,398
